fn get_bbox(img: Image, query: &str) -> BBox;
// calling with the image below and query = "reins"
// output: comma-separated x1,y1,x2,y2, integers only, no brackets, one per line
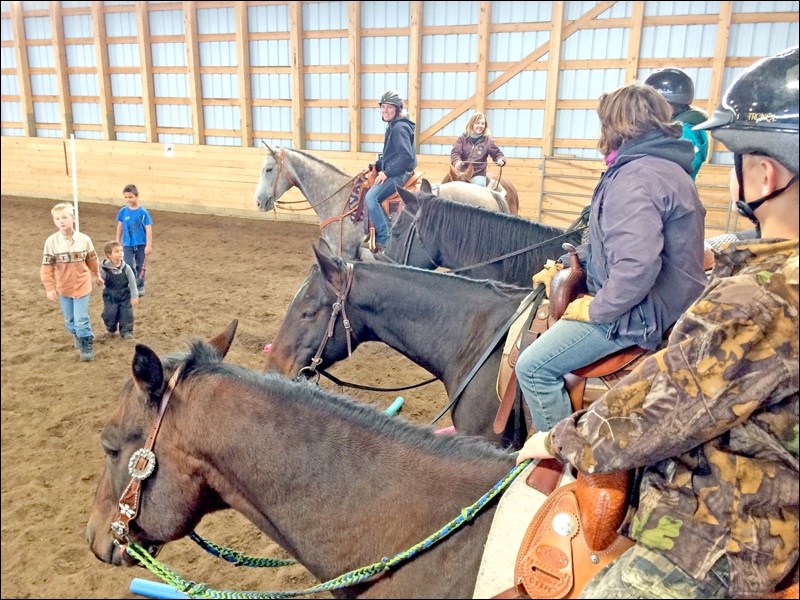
123,458,532,598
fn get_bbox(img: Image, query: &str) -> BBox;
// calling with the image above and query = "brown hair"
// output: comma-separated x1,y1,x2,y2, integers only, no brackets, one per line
104,240,122,256
123,184,139,196
465,112,490,136
597,83,681,156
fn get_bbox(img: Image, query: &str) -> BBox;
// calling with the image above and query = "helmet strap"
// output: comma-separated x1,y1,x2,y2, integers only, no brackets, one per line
734,153,799,236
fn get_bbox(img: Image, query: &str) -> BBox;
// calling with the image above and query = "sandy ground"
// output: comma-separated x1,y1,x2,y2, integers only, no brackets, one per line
0,195,449,599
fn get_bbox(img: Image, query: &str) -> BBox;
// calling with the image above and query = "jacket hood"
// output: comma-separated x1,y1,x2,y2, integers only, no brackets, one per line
614,129,696,176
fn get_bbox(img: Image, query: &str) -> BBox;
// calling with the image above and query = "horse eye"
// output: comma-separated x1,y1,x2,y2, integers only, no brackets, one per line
102,443,119,460
301,311,316,320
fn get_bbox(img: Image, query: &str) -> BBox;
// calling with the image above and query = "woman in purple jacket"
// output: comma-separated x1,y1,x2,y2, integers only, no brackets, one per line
515,82,707,433
450,112,505,187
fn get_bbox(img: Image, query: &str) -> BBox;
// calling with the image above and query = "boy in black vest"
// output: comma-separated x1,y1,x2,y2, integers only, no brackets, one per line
99,240,139,340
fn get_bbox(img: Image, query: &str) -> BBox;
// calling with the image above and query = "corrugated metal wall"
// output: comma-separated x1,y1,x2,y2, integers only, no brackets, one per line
1,1,798,165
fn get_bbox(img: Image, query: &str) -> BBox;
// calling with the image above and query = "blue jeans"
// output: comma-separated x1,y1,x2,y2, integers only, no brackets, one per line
124,245,146,289
470,175,487,187
59,293,93,339
364,172,410,246
515,318,638,432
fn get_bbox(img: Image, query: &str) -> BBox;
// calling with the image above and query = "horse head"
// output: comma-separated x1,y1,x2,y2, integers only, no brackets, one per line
444,163,473,184
254,144,295,211
265,244,362,378
86,321,238,566
379,187,439,270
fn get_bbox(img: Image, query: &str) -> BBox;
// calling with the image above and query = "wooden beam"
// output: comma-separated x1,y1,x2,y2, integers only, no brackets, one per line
288,1,304,148
408,0,423,148
184,1,203,144
235,1,252,147
92,1,114,139
11,1,34,136
348,1,360,152
475,1,491,115
50,1,72,138
418,0,616,145
136,3,157,142
706,1,733,161
541,1,564,157
625,0,644,83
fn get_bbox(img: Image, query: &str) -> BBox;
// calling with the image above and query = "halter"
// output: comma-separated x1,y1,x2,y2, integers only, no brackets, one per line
110,366,183,552
296,262,355,380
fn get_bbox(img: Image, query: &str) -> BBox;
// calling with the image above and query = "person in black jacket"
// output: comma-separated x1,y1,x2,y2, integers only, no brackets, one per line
363,90,417,250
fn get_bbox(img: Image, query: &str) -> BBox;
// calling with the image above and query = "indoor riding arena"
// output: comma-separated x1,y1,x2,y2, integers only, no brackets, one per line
1,2,797,598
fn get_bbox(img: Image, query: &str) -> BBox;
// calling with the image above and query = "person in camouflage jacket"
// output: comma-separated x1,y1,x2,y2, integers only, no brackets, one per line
517,47,799,599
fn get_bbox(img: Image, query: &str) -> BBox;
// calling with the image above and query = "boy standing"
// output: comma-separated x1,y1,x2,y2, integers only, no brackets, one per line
116,184,153,295
40,203,101,362
99,241,139,340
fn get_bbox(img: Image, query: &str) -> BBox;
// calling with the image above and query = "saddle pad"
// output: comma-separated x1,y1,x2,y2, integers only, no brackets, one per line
496,300,542,401
473,460,575,599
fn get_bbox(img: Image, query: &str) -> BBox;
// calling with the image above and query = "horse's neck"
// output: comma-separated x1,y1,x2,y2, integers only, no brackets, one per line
287,152,352,219
210,386,507,596
352,267,525,391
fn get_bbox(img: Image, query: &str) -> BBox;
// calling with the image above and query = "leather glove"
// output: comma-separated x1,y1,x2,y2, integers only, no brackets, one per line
496,159,506,167
562,295,593,322
454,160,464,171
531,260,563,298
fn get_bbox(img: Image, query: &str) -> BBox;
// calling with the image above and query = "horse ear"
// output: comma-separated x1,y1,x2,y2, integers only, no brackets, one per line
262,141,278,158
466,164,474,178
131,344,165,408
420,178,432,193
313,243,346,289
397,186,420,212
208,319,238,359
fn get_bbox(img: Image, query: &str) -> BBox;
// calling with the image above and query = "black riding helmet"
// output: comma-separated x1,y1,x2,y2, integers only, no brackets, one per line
379,90,403,110
694,47,799,230
644,68,695,105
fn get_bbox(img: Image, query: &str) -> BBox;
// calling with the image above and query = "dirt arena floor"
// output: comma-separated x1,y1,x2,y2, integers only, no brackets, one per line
0,195,450,599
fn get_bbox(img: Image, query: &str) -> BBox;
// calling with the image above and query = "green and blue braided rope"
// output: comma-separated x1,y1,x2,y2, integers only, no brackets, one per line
126,460,530,599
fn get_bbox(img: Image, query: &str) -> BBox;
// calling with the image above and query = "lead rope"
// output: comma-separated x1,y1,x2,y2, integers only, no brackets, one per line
125,460,531,599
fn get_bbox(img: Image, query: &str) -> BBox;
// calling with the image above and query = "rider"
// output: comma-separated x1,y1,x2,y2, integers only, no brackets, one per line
450,111,506,187
517,46,799,599
363,90,417,251
644,67,708,179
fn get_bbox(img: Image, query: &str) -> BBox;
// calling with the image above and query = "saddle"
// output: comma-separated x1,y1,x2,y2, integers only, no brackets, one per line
355,168,424,252
494,248,648,437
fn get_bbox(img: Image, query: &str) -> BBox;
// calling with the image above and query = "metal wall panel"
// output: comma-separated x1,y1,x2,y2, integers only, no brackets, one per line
158,132,193,144
148,9,183,36
151,42,187,67
1,15,12,41
421,71,475,100
559,69,625,99
199,41,236,67
205,135,242,146
304,72,347,99
492,1,552,23
489,69,547,100
247,4,289,32
30,73,56,95
1,73,19,94
1,45,16,68
63,14,92,38
303,1,347,30
23,15,50,39
422,34,477,64
27,44,53,68
640,24,717,58
110,73,142,97
645,1,722,16
156,104,191,128
33,101,59,123
727,21,798,56
62,1,93,8
71,101,100,124
74,130,103,139
732,1,797,11
361,1,410,28
203,105,239,130
252,105,292,133
303,37,348,66
116,131,146,142
197,6,234,34
1,100,21,121
153,73,188,98
201,73,237,99
361,36,409,65
35,128,61,137
563,28,629,60
69,73,98,96
66,44,96,67
113,102,144,126
251,73,292,99
249,40,290,66
107,43,140,66
423,0,478,26
489,31,550,63
104,11,137,37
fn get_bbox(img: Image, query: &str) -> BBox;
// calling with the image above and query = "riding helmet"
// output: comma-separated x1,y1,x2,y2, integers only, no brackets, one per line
644,68,695,105
379,90,403,109
694,46,799,175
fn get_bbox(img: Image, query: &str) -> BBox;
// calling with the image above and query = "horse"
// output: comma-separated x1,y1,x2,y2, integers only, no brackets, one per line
380,187,584,288
423,179,510,213
253,145,512,259
85,319,535,598
442,163,520,215
265,244,536,447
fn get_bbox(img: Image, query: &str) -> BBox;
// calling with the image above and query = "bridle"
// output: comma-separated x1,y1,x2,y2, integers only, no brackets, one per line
295,262,355,381
381,204,438,268
109,366,183,555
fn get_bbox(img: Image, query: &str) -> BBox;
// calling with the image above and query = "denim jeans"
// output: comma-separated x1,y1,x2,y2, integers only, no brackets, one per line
123,245,146,289
59,293,93,339
364,171,410,246
515,318,638,432
470,175,487,187
579,545,729,599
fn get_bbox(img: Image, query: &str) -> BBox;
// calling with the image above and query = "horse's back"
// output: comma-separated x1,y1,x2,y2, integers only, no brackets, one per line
436,181,509,213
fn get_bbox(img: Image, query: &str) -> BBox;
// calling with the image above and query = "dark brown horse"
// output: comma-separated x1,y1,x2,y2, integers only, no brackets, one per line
442,163,519,215
265,245,536,446
85,319,531,598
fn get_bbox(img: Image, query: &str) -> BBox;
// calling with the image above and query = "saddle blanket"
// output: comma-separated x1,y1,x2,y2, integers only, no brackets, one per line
473,459,575,598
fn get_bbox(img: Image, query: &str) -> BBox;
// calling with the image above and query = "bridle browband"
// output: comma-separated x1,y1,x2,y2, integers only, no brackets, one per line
295,262,355,381
110,366,183,553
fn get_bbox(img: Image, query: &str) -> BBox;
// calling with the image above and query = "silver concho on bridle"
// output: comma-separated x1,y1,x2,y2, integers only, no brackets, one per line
128,448,157,480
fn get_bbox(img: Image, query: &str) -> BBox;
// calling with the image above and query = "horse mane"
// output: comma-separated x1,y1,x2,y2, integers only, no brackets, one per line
171,339,509,462
288,147,350,178
415,196,582,280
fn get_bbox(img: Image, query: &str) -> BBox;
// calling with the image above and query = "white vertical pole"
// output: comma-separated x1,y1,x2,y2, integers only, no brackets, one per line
70,133,79,231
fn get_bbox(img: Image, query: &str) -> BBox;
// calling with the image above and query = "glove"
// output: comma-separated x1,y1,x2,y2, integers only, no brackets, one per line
454,160,464,171
496,159,506,167
531,260,563,298
562,295,593,322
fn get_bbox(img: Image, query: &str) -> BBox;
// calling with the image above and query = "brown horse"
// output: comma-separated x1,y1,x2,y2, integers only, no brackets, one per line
84,319,545,598
442,163,519,215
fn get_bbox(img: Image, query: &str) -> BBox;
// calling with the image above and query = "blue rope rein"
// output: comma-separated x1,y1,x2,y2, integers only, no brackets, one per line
126,460,530,599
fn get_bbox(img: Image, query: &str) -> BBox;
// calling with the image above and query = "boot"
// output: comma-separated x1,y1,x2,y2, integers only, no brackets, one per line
73,334,80,349
78,336,95,362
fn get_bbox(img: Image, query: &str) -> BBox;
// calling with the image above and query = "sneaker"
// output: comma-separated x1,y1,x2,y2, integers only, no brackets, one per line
121,333,134,340
137,287,145,297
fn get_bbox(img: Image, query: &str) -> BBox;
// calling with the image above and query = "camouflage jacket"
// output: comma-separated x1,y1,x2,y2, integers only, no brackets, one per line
550,238,799,596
